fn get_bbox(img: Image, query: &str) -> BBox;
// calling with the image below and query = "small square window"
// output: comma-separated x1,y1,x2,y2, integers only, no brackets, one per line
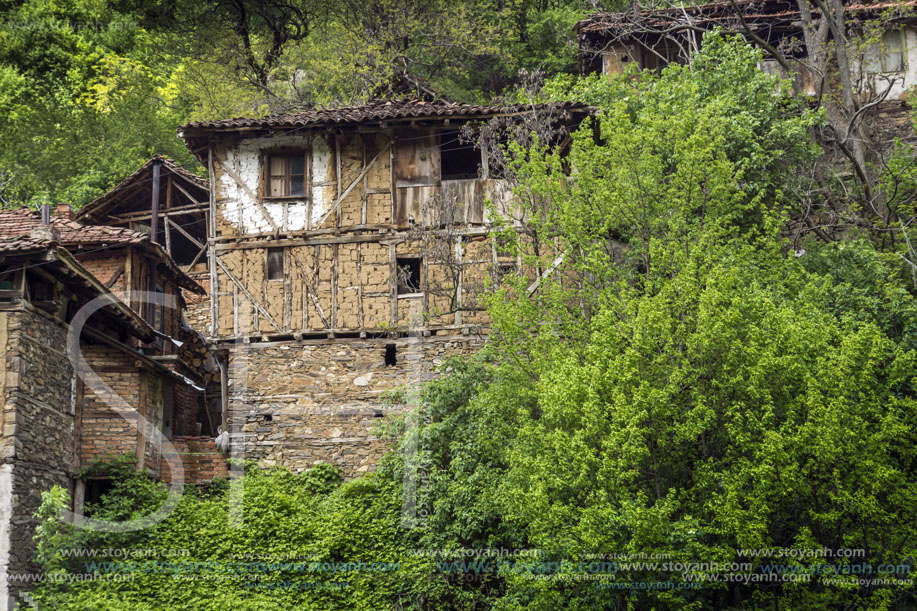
441,137,481,181
396,257,421,294
267,248,285,281
266,152,307,197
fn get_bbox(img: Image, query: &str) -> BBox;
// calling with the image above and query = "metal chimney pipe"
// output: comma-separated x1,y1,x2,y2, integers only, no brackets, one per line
40,203,50,225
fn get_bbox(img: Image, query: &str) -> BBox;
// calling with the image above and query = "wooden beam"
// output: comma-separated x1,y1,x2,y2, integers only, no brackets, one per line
168,216,206,250
104,266,124,289
208,147,218,338
291,251,330,328
212,155,279,233
170,179,205,208
314,143,391,230
214,255,282,332
527,252,566,296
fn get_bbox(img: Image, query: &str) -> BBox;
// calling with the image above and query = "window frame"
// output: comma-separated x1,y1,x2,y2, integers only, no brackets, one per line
263,149,309,200
866,29,907,74
395,257,422,296
266,247,285,281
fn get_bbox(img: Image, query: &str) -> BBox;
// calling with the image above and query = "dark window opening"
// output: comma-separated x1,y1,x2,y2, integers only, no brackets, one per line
266,152,307,197
384,343,397,366
263,414,273,422
496,262,517,281
25,272,53,303
168,217,207,266
85,478,113,509
267,248,285,281
396,258,421,294
441,137,481,181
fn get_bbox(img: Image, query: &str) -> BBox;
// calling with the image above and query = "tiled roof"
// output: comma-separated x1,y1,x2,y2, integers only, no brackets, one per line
575,0,917,34
0,235,52,254
0,208,205,294
0,208,148,247
180,99,589,132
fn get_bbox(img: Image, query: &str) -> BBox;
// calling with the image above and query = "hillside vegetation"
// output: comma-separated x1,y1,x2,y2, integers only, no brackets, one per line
29,37,917,610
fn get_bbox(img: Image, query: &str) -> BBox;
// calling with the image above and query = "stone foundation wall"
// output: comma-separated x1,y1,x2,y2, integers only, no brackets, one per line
226,333,483,478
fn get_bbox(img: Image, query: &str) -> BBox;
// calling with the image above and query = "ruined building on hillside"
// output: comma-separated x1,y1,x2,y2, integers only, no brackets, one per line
0,207,223,607
177,99,590,477
576,1,917,146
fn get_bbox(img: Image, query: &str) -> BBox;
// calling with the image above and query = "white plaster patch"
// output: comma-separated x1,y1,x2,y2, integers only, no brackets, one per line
0,463,13,611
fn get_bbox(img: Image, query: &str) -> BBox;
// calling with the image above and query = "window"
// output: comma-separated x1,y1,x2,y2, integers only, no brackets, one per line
267,248,285,281
441,136,481,180
266,152,307,197
396,257,421,294
867,30,906,73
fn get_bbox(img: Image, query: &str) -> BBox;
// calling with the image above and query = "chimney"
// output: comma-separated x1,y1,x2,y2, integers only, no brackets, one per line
54,203,73,220
31,204,60,242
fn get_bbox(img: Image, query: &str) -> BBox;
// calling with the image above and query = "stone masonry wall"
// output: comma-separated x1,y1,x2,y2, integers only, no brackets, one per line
227,334,483,478
0,309,75,607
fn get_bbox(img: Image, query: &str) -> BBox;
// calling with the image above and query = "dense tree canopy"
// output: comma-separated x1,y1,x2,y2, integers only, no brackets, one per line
29,36,917,610
0,0,598,208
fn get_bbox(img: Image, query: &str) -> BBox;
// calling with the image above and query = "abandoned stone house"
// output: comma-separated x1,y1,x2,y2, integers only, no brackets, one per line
0,207,225,607
176,99,590,477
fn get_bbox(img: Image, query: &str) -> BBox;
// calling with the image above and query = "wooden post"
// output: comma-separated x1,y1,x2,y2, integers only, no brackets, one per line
151,159,162,244
208,147,218,338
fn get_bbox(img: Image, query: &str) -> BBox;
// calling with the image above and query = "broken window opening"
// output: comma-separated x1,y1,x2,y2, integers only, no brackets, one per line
266,151,307,197
267,248,285,281
85,478,114,510
396,258,422,294
384,343,397,366
441,137,481,181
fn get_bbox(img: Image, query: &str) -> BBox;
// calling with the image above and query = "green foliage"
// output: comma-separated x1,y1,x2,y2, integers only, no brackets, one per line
28,31,917,611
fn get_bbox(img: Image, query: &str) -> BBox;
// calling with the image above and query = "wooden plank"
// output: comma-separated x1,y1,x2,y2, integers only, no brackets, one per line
455,237,463,326
313,143,391,230
208,147,218,338
283,248,292,331
336,135,343,229
331,244,338,329
214,255,281,332
527,252,566,296
104,266,124,289
169,215,206,250
291,251,330,328
212,155,279,233
357,243,364,329
170,179,205,207
389,244,397,326
164,217,172,255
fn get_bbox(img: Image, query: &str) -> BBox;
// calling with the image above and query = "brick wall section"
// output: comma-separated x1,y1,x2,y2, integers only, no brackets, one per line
160,436,227,483
78,344,142,467
78,254,126,298
227,334,483,479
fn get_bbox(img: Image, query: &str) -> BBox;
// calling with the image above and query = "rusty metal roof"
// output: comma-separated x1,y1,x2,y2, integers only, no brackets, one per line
180,98,589,133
